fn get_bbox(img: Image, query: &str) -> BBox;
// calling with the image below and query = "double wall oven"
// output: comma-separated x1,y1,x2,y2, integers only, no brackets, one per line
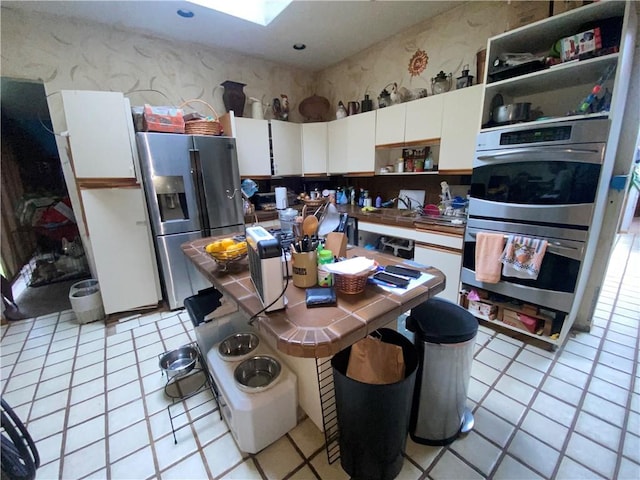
462,119,609,317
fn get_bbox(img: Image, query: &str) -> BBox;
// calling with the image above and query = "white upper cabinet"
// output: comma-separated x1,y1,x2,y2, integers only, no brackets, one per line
375,95,444,146
404,95,444,143
61,90,136,179
302,123,328,175
234,117,271,177
327,118,348,174
375,103,406,146
345,111,376,173
271,120,302,176
439,85,483,172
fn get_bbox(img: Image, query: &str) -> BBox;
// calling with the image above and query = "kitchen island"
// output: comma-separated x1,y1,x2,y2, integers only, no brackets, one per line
181,235,445,358
182,234,445,434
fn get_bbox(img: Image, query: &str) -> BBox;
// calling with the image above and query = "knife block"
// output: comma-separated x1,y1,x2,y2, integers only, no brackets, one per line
325,232,347,259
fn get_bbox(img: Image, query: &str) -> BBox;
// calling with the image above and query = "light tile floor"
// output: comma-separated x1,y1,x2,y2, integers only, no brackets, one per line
1,233,638,480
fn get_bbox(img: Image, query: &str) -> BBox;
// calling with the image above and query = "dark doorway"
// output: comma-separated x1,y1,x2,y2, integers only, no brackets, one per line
1,78,88,319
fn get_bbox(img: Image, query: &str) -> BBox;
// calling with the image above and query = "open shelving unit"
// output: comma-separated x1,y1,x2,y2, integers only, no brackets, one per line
479,0,631,131
467,0,637,347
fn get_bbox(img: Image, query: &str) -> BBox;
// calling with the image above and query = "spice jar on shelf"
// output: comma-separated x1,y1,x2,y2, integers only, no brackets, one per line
424,149,434,170
405,149,415,172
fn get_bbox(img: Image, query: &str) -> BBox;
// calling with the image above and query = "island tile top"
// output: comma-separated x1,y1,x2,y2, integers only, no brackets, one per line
182,234,445,358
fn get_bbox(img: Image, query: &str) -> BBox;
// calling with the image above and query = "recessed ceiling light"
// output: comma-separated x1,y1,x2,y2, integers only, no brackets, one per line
293,44,306,51
177,9,195,18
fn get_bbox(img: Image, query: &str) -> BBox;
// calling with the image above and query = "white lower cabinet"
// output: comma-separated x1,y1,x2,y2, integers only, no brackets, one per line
358,221,463,304
413,243,462,304
80,187,161,314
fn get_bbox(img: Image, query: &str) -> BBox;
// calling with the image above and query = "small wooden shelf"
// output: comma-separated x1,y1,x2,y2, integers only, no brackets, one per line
485,53,619,96
480,112,609,133
376,171,439,176
461,293,557,342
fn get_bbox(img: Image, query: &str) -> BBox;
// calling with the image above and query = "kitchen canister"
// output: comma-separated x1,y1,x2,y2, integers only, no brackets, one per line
317,249,334,287
292,251,318,288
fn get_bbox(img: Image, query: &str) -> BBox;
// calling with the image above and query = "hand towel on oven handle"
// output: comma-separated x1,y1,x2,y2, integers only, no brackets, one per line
500,235,548,280
474,233,505,284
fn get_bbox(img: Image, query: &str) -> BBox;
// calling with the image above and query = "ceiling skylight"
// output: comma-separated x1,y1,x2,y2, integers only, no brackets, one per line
187,0,292,26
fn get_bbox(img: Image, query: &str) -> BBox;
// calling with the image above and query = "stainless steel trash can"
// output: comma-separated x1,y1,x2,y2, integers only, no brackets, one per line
406,297,478,445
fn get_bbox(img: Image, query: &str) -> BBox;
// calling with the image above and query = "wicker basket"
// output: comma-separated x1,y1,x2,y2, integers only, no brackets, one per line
303,198,326,208
180,99,223,136
334,272,370,295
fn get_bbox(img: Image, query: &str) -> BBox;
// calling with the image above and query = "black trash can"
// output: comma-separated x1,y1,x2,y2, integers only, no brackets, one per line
332,328,419,480
183,286,223,328
407,297,478,446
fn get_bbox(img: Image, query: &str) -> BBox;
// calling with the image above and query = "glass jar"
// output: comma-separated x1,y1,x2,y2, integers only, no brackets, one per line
405,149,415,172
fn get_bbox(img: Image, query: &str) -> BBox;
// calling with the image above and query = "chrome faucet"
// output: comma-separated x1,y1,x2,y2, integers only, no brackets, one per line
396,196,412,210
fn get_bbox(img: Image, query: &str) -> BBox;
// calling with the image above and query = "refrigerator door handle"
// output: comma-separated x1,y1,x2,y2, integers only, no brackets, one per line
190,149,210,236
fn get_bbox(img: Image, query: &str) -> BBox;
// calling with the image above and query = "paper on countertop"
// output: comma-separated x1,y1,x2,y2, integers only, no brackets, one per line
324,257,376,275
371,272,435,295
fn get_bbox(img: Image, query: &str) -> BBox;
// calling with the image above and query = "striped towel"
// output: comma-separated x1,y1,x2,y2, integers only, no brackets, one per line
500,235,547,280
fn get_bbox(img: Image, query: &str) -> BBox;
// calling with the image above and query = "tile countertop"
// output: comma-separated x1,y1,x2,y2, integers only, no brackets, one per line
181,235,445,358
248,204,465,236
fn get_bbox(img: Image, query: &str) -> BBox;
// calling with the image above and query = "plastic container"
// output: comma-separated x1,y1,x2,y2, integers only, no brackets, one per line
406,297,478,445
317,249,334,287
332,328,419,480
279,208,298,233
69,279,105,324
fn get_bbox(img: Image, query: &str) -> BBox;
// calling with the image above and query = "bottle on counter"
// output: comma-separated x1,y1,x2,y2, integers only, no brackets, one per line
358,188,365,207
350,188,356,205
375,194,382,208
317,249,334,287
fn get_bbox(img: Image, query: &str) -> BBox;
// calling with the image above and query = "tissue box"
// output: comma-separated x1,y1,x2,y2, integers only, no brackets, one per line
561,27,602,62
467,300,498,320
143,105,185,133
502,309,539,333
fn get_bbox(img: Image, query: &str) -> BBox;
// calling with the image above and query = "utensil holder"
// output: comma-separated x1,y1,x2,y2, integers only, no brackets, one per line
292,251,317,288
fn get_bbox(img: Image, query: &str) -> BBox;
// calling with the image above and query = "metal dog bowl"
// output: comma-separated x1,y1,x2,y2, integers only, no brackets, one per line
159,345,198,378
218,332,260,362
234,355,281,393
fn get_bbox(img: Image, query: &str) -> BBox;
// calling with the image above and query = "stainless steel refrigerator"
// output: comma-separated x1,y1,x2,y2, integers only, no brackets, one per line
136,132,244,310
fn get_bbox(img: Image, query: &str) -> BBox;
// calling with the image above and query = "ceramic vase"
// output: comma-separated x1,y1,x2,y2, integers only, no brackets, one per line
221,80,246,117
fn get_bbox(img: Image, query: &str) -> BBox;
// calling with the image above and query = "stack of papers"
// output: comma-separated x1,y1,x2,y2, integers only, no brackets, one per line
324,257,377,275
372,272,434,295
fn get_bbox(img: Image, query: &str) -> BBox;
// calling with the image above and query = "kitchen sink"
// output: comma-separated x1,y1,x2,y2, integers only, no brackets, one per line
400,211,422,218
414,214,466,227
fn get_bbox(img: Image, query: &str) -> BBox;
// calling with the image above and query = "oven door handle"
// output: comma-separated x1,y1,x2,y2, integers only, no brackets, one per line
477,147,602,161
466,232,583,259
